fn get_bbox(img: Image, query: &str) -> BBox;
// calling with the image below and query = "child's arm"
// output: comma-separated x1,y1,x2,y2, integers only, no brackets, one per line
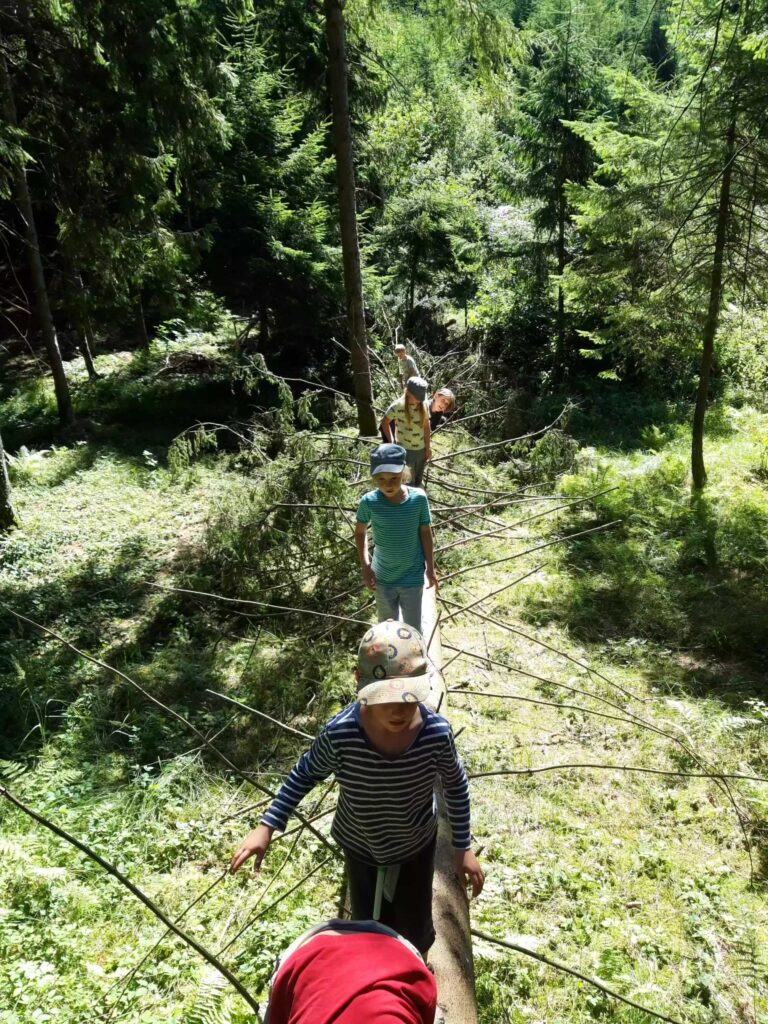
420,524,438,591
423,415,432,462
230,731,336,873
438,731,485,898
380,414,394,442
355,522,376,589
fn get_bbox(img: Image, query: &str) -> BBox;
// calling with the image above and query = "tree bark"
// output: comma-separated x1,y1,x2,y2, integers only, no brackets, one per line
556,183,566,369
324,0,377,437
62,251,100,380
0,429,19,532
691,113,736,490
1,57,74,426
78,320,99,381
421,587,478,1024
135,294,150,350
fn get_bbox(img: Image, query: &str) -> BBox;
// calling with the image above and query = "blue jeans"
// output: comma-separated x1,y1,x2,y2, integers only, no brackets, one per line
405,448,427,488
375,584,423,634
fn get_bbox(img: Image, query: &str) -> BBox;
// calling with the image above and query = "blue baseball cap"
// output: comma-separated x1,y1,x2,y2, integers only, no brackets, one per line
370,443,407,476
406,376,428,402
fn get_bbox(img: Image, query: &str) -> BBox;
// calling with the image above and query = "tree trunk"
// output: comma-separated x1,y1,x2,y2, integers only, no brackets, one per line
555,179,567,371
691,114,736,490
62,252,100,380
0,429,19,532
78,321,99,381
135,294,150,350
408,246,419,316
323,0,377,437
1,57,74,426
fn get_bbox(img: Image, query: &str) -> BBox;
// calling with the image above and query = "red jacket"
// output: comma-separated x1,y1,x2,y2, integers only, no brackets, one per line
267,932,437,1024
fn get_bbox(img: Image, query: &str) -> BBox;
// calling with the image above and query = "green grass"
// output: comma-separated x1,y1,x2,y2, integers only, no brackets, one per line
1,348,767,1023
521,403,768,682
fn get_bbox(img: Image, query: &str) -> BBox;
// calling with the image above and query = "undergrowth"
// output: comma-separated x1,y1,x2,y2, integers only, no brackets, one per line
2,335,768,1022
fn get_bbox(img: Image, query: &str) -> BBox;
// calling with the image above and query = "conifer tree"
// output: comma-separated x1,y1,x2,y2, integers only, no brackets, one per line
324,0,377,436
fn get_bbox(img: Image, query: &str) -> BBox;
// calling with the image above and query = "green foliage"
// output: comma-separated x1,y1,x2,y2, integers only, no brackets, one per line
526,406,768,666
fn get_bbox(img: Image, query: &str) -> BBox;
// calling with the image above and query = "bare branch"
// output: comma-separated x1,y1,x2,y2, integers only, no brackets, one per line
472,928,685,1024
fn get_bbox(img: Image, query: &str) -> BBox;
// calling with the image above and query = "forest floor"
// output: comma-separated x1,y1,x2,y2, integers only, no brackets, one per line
1,339,767,1024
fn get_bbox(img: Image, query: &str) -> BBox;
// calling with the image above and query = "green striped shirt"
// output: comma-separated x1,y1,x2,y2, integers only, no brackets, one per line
356,487,432,586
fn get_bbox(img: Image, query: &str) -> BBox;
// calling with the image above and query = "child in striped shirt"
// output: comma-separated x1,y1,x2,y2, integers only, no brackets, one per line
355,442,436,635
230,620,485,954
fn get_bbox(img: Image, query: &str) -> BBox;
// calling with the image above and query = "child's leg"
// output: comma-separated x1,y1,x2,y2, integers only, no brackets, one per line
398,585,423,634
405,448,426,487
375,585,399,623
385,836,437,955
344,849,378,920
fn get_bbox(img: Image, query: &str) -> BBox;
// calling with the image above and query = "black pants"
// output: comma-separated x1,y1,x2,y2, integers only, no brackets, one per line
344,835,436,954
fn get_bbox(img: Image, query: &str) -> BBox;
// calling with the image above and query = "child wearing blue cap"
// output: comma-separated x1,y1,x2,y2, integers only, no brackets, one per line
354,442,437,634
380,376,432,487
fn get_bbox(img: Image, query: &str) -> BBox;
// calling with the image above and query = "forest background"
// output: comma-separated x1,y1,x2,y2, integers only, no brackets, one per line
1,0,768,1022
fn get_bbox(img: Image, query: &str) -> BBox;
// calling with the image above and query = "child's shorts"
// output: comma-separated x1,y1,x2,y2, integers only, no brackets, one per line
344,834,437,954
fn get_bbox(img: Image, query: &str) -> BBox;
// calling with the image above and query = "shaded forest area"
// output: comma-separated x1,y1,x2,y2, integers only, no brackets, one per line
2,0,767,467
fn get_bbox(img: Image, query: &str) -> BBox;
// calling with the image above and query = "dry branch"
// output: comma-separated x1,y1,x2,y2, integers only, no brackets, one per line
0,785,262,1018
440,566,546,626
435,489,618,554
469,763,768,784
440,520,621,583
144,582,368,627
207,690,314,741
2,606,338,859
100,871,228,1022
217,855,334,955
471,928,686,1024
450,687,657,731
429,406,570,465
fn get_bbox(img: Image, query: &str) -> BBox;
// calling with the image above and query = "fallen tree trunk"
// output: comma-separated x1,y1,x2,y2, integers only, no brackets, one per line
422,587,478,1024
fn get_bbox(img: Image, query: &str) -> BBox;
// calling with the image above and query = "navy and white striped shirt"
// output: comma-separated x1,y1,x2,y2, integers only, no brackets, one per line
261,704,471,865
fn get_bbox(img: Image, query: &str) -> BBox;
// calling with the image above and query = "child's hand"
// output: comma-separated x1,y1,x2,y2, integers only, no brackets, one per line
454,848,485,898
362,564,376,590
426,568,439,592
230,823,274,874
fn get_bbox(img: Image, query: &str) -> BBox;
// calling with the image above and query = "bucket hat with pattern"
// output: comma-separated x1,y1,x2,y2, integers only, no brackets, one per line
356,620,440,706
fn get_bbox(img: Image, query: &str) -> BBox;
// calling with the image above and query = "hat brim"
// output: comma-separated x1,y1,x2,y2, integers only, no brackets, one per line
357,666,441,707
372,463,406,475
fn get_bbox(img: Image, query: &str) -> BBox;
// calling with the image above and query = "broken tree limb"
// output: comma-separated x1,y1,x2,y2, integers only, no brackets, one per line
206,690,314,741
439,566,546,627
439,520,621,584
435,489,618,555
471,928,686,1024
429,406,570,465
100,871,229,1022
2,605,339,860
421,586,478,1024
469,763,768,783
144,582,368,628
0,785,262,1018
217,855,335,956
449,687,661,731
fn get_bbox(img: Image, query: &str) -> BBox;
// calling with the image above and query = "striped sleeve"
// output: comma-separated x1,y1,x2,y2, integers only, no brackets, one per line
261,729,338,832
418,493,432,526
437,730,472,850
356,494,371,524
